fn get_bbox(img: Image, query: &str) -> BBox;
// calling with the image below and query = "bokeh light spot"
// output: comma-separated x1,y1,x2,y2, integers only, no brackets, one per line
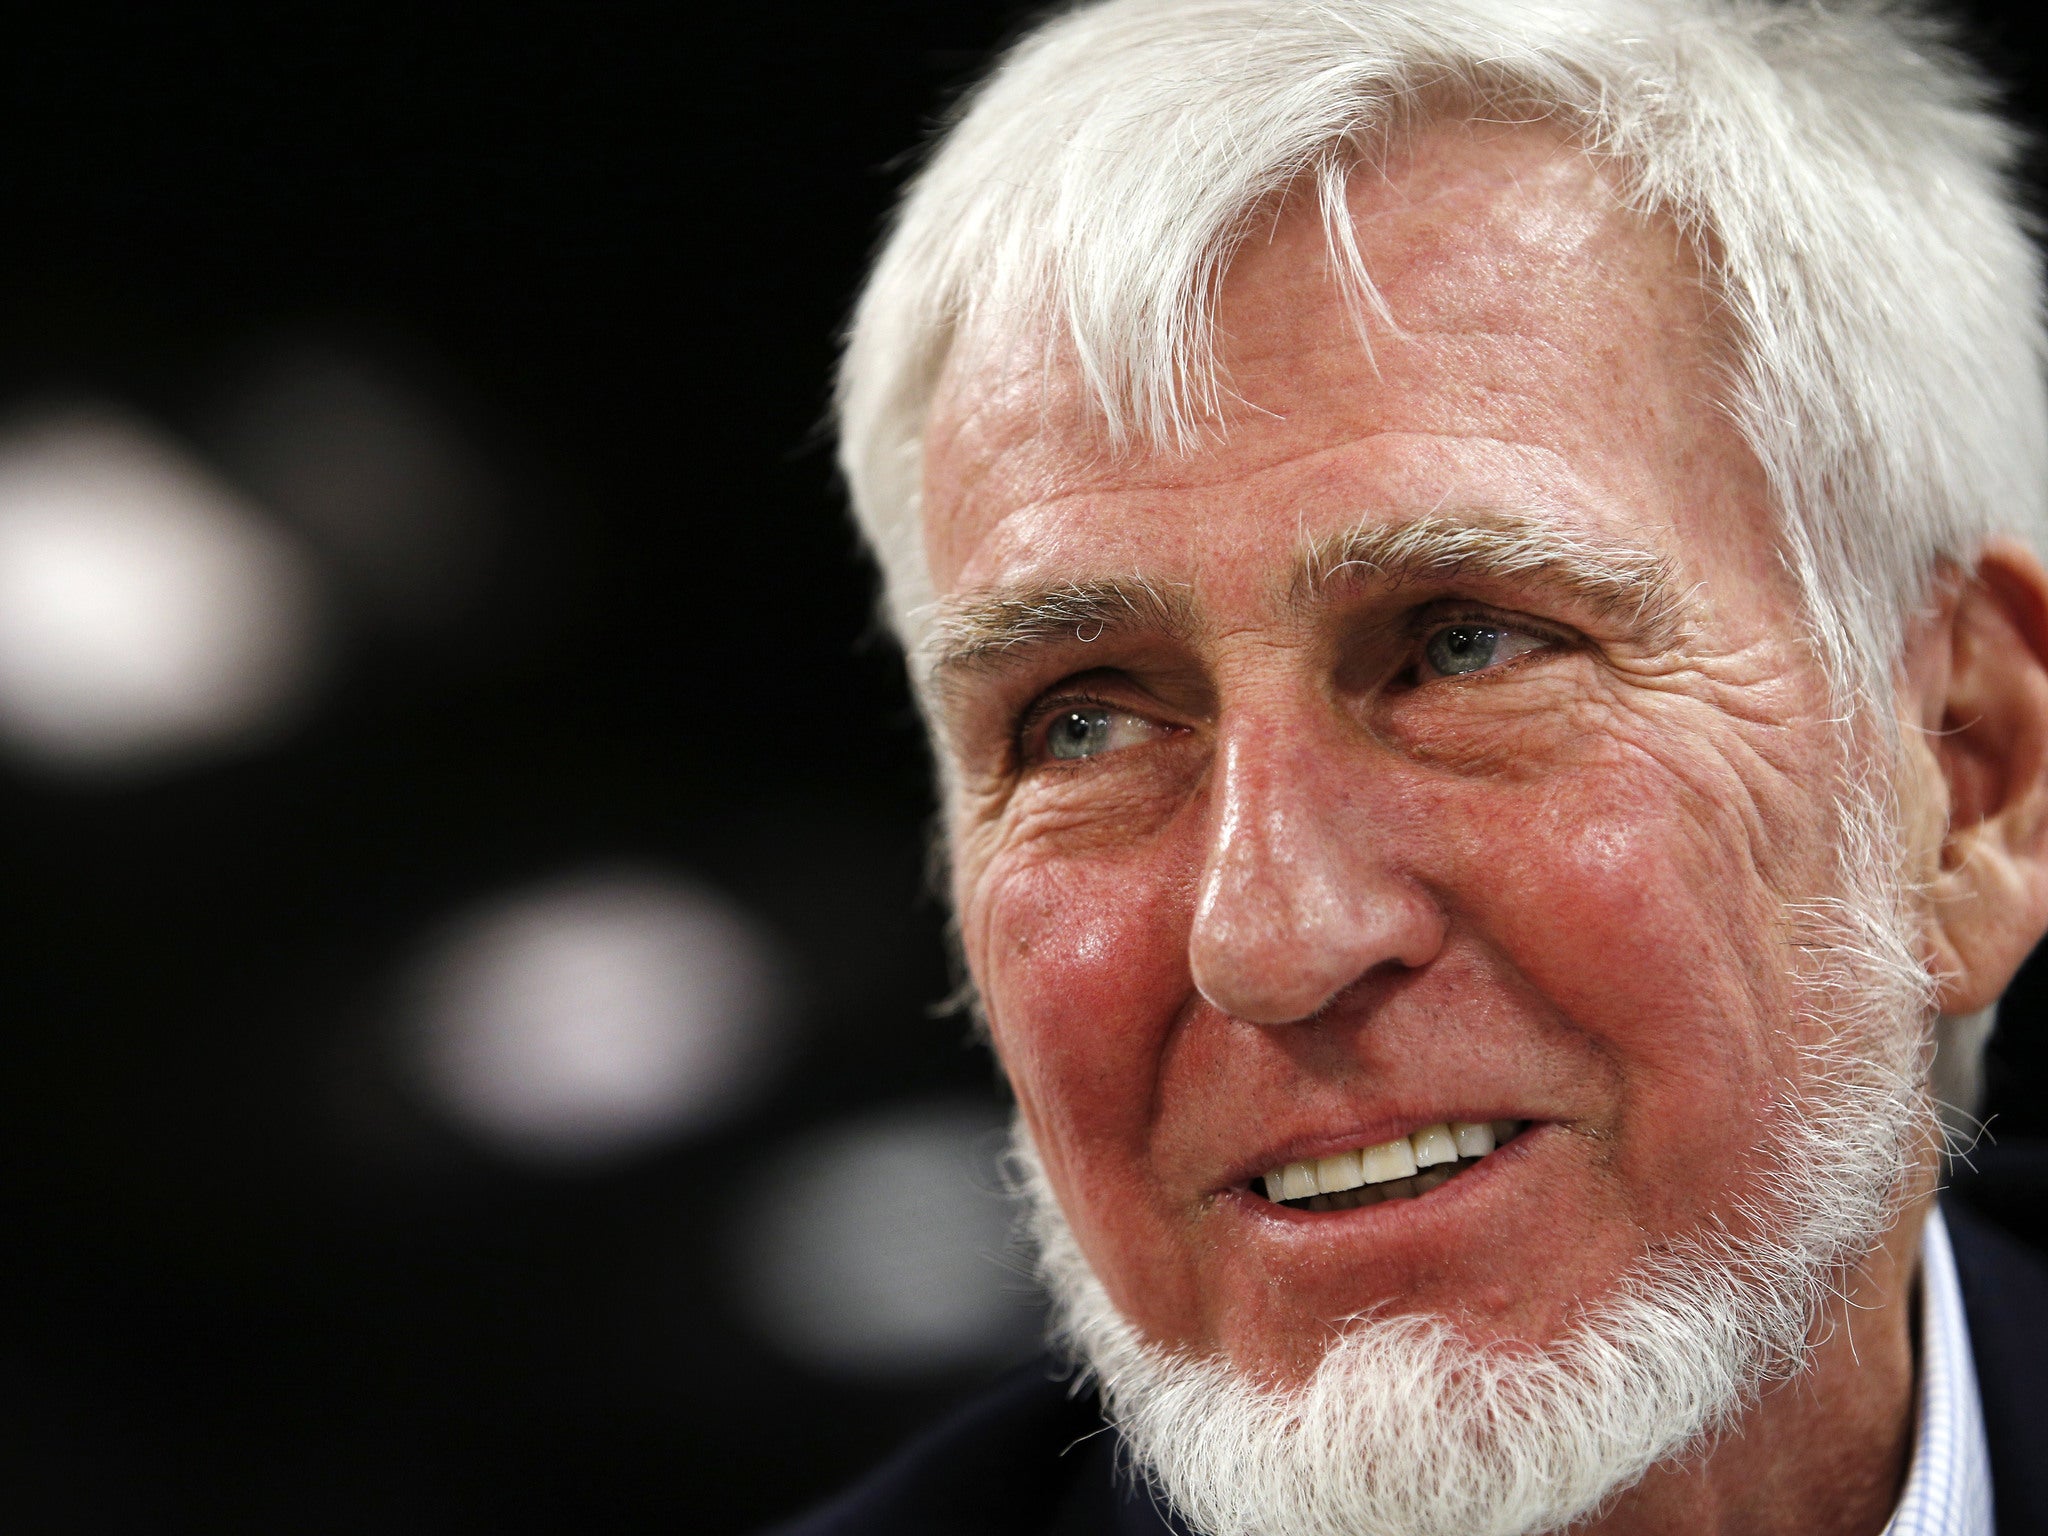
0,406,323,773
408,868,790,1163
734,1101,1041,1378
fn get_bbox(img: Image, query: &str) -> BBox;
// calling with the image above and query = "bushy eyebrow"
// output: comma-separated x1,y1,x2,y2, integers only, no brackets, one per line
1298,511,1688,648
921,576,1196,696
920,509,1688,696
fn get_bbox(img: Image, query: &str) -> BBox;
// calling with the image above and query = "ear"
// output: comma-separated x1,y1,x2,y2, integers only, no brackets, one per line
1905,538,2048,1013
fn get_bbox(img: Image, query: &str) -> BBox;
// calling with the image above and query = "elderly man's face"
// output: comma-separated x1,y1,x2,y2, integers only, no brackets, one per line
920,120,1900,1383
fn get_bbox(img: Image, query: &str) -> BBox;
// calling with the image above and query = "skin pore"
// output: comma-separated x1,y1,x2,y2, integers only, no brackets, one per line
920,117,2048,1536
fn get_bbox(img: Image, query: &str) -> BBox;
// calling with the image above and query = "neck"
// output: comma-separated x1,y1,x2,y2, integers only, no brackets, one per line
1583,1191,1930,1536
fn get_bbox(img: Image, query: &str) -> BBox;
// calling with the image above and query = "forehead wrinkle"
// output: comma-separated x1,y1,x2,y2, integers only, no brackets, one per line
1294,509,1690,648
920,575,1198,696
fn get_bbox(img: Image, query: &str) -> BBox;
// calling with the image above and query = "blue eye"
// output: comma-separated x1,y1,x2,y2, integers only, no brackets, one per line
1048,708,1113,759
1424,624,1506,676
1039,705,1163,762
1417,621,1552,680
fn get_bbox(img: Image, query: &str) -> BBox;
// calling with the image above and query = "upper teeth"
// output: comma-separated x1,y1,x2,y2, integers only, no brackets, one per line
1263,1121,1517,1202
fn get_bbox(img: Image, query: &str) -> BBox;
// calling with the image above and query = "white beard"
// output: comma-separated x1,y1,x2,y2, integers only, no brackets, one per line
1011,785,1938,1536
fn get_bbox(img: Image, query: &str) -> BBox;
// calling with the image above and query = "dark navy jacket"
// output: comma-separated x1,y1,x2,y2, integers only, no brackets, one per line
773,1200,2048,1536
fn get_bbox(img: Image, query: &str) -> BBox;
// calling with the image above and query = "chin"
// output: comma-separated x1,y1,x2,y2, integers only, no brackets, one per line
1007,994,1930,1536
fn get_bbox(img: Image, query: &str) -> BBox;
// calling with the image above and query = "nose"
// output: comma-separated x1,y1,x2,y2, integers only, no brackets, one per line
1188,727,1446,1024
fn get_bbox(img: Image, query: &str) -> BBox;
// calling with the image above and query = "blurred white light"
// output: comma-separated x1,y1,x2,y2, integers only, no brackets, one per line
735,1101,1041,1378
0,406,322,773
409,869,789,1162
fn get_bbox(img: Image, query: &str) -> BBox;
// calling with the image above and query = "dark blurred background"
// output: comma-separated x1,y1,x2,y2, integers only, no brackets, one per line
0,2,2041,1531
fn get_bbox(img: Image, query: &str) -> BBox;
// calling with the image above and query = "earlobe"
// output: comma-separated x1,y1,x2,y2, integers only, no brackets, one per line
1915,539,2048,1014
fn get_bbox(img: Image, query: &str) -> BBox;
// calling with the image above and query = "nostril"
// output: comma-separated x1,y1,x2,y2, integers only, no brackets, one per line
1189,924,1432,1027
1190,953,1351,1025
1189,898,1357,1024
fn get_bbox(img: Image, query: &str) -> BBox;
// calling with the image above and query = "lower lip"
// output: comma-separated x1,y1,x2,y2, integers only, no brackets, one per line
1224,1123,1541,1227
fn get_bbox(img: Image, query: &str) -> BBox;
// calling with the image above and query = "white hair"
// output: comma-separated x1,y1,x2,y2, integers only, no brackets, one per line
837,0,2044,1105
839,0,2045,678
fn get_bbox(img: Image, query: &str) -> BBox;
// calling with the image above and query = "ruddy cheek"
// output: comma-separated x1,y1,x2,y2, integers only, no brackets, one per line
1453,778,1787,1166
1459,775,1719,972
974,852,1191,1149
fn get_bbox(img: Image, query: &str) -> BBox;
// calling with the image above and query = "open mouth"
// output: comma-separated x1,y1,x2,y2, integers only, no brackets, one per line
1257,1121,1528,1211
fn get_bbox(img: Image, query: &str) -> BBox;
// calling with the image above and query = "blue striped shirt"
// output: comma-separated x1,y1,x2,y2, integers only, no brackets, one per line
1882,1207,1993,1536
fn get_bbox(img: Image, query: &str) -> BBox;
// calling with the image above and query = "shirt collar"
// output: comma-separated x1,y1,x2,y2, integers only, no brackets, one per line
1883,1204,1994,1536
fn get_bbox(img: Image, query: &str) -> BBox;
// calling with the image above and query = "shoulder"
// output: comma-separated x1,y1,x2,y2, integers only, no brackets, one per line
1945,1184,2048,1536
765,1358,1136,1536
